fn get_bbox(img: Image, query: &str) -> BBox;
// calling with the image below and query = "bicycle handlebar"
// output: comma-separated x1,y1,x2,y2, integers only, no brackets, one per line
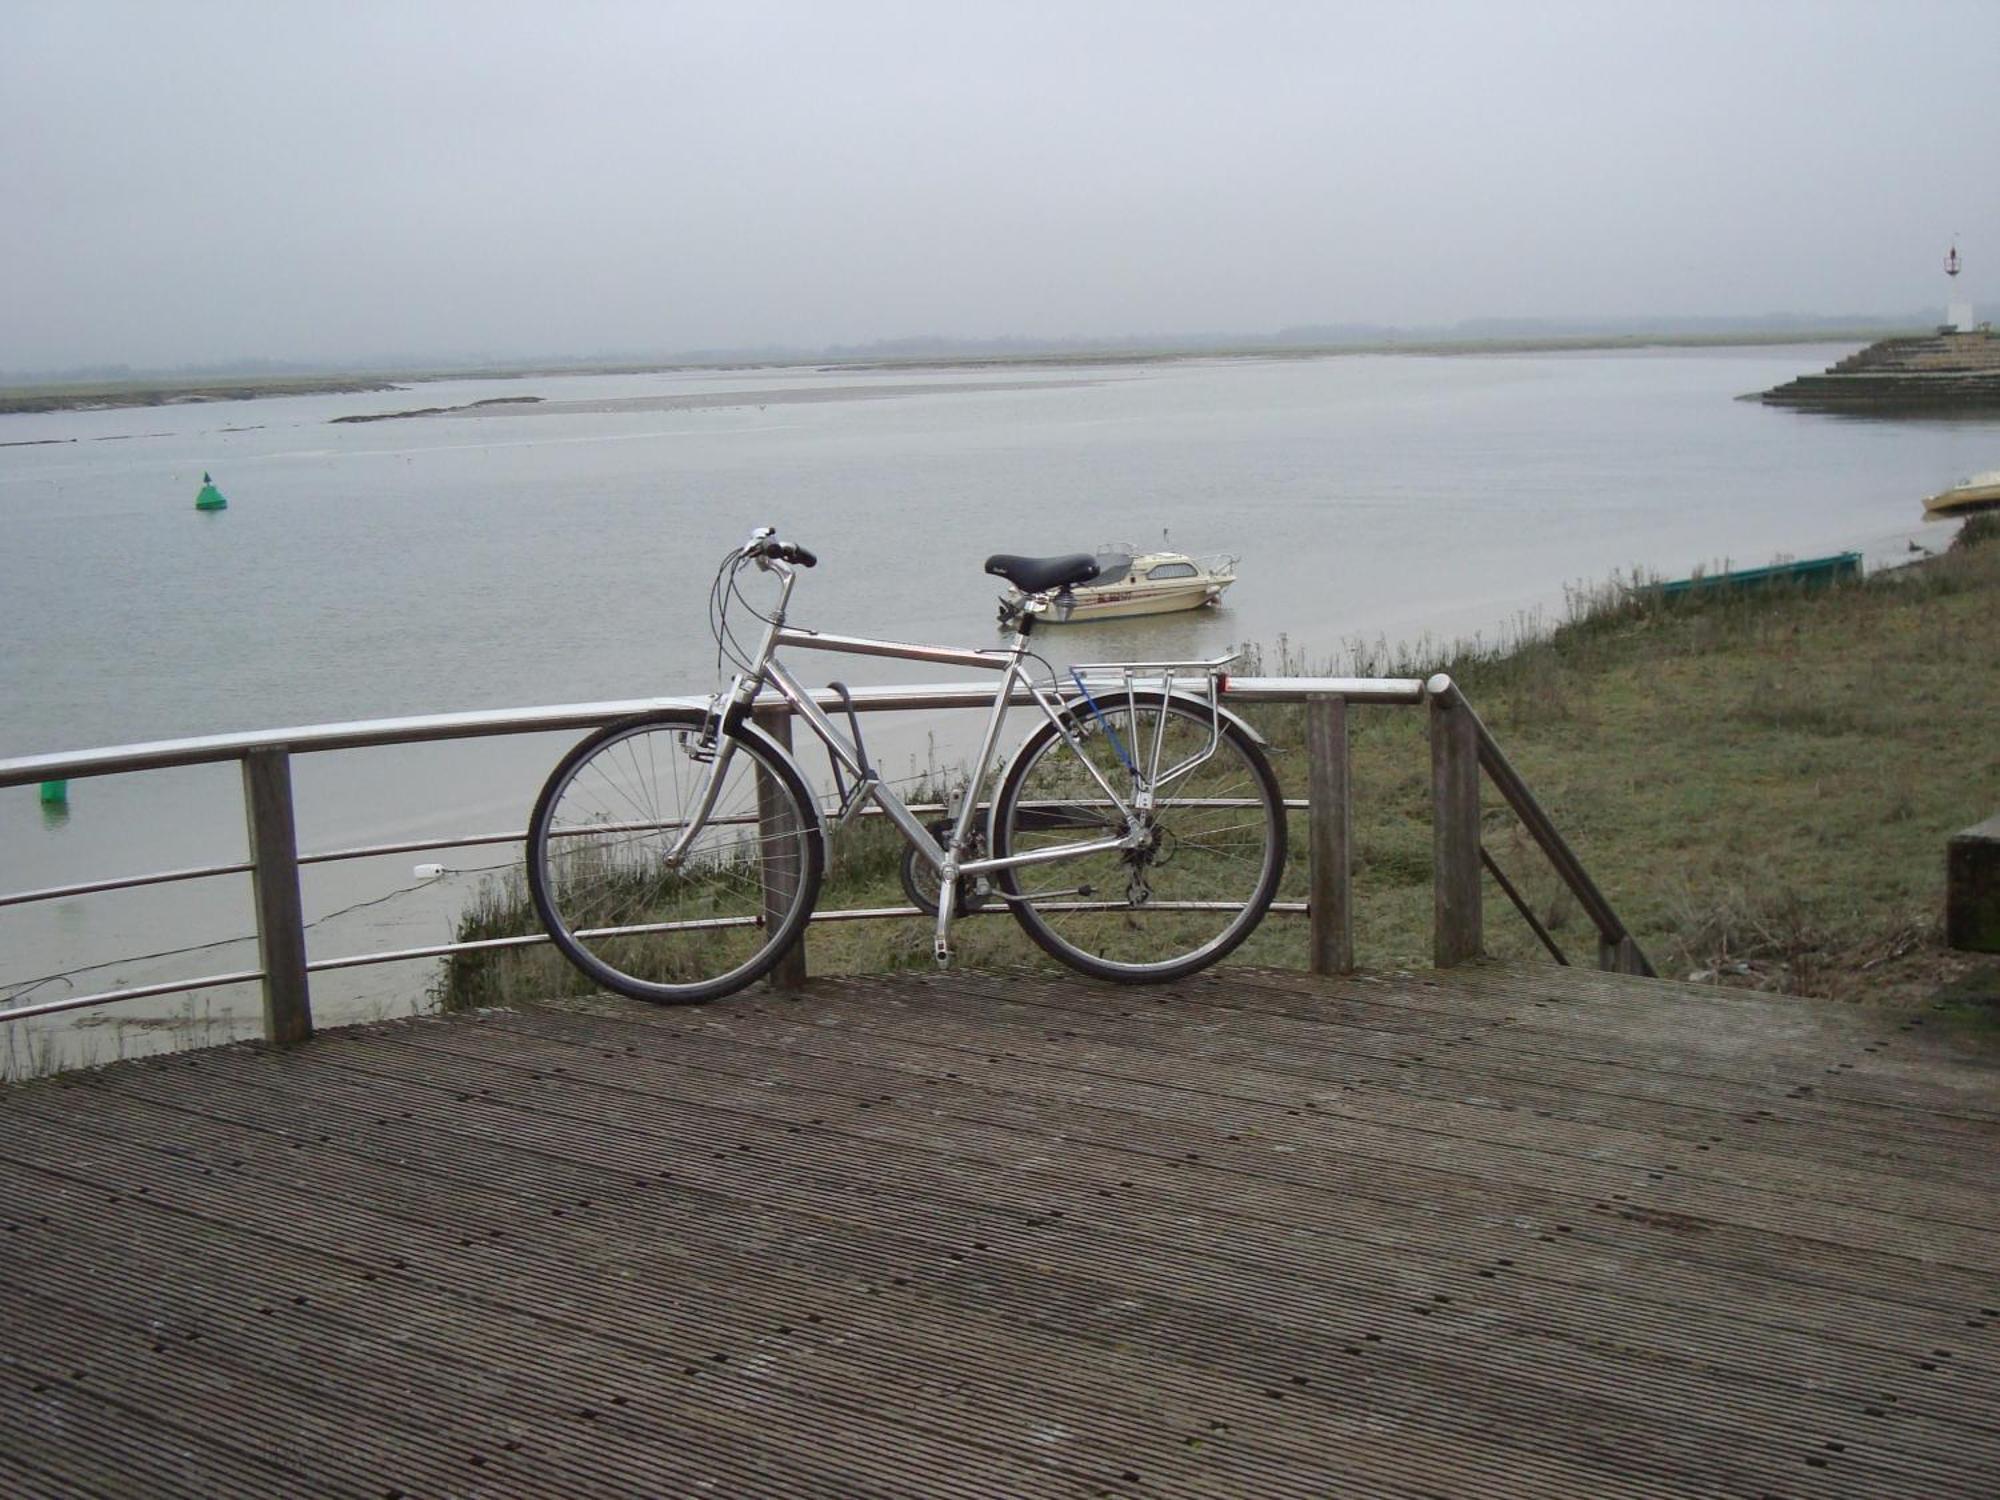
742,528,817,568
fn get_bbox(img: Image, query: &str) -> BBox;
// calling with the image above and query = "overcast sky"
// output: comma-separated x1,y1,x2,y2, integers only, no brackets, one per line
4,0,1997,369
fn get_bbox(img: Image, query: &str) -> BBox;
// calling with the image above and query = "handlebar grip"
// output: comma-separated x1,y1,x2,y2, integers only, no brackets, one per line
742,531,815,567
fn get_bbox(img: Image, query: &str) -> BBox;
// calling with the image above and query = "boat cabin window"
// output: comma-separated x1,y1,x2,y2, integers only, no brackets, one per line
1146,561,1199,580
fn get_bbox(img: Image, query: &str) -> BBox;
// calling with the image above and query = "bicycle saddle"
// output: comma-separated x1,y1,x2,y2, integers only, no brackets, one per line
984,553,1101,593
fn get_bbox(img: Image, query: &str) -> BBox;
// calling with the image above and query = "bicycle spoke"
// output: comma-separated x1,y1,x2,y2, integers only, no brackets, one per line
996,696,1284,981
529,716,821,1003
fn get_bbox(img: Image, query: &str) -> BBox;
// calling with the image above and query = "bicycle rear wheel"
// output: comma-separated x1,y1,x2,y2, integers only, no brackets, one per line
527,712,824,1004
992,694,1285,982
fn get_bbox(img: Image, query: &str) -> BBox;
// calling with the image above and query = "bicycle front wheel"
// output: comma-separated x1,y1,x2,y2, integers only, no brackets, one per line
992,694,1285,982
527,712,824,1004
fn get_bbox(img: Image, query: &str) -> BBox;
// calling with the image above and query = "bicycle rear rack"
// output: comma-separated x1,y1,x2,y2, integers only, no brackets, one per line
1060,652,1239,790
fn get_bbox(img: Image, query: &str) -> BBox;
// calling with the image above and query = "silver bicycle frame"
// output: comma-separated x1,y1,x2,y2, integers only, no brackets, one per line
694,558,1234,960
762,630,1135,882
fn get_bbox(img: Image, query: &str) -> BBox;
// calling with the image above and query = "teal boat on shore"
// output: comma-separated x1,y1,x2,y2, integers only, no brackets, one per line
1655,551,1861,598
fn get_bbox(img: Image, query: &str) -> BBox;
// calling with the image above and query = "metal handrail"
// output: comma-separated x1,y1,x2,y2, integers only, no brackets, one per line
0,677,1427,789
1,671,1651,1051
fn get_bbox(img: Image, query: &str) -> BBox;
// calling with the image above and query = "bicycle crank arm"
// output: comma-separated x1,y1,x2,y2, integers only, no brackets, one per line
934,894,955,967
994,885,1092,903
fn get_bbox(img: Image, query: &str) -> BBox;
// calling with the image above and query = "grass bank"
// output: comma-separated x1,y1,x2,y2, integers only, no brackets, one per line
444,518,2000,1011
1279,514,2000,1003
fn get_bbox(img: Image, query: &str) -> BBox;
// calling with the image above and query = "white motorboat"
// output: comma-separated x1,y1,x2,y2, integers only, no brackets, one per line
998,543,1236,625
1924,470,2000,518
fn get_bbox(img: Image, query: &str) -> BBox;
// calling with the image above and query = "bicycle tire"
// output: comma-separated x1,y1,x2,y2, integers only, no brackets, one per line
992,693,1285,983
527,711,824,1004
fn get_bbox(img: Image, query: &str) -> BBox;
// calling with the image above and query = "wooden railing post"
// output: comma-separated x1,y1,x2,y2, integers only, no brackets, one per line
1428,676,1482,967
755,707,809,991
1305,693,1354,974
1600,936,1648,974
241,748,313,1045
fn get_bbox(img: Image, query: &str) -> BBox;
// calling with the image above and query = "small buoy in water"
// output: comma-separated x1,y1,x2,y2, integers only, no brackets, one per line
195,471,228,511
413,862,446,879
39,780,68,805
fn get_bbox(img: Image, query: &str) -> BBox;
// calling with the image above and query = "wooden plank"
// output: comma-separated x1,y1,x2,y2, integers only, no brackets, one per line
3,962,1997,1499
1305,694,1353,975
240,748,312,1045
755,707,809,991
1429,687,1481,966
6,1085,1981,1499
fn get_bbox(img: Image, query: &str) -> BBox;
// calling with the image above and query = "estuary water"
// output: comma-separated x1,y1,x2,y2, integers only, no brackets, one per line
3,347,1993,1073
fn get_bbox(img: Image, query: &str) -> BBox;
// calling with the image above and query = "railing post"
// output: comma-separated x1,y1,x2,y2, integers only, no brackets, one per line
1305,693,1354,974
755,707,809,991
1601,935,1648,974
241,748,313,1045
1428,676,1482,967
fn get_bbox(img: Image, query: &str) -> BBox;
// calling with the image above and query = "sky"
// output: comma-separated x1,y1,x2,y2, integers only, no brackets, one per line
4,0,1998,370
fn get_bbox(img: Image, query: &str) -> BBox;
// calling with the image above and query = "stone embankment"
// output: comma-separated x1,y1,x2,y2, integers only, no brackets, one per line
1759,328,2000,411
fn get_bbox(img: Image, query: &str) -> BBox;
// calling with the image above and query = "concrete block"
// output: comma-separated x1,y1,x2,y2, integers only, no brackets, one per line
1946,813,2000,953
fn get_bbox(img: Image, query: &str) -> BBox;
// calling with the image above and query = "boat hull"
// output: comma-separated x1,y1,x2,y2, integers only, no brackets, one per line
1058,579,1231,620
1925,483,2000,518
1655,552,1860,597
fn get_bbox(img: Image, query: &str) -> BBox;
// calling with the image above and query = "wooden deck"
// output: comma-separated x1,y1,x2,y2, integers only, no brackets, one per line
2,962,1996,1499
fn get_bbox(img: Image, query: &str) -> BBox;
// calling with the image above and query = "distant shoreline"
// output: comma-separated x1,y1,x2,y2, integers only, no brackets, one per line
0,374,403,416
0,328,1908,417
329,395,545,424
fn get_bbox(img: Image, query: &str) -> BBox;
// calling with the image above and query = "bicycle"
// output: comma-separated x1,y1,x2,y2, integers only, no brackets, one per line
526,526,1286,1003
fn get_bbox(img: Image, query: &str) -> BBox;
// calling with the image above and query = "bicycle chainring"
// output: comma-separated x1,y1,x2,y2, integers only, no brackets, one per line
899,819,991,918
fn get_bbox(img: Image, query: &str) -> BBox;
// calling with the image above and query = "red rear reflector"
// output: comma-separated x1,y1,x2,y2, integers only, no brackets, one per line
1217,673,1230,695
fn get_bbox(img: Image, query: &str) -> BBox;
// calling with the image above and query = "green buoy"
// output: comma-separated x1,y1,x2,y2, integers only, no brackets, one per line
195,471,227,511
39,780,67,805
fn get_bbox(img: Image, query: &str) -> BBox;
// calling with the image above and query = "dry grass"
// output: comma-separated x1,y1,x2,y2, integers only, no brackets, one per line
1267,515,2000,1003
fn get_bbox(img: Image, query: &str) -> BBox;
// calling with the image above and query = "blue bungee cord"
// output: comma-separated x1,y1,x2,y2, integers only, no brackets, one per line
1069,668,1137,774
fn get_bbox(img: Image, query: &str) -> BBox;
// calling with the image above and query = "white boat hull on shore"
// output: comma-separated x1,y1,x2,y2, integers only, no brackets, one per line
1925,470,2000,517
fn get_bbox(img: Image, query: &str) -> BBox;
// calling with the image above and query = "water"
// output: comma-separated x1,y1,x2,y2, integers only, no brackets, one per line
4,348,1993,1072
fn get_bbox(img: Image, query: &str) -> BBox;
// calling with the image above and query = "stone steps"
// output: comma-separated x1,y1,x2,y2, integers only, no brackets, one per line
1762,331,2000,409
